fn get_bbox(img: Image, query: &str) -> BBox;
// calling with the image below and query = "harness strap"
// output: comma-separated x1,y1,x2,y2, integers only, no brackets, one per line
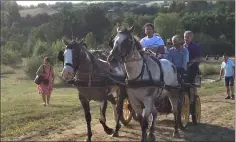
144,58,154,82
149,56,164,83
128,59,146,81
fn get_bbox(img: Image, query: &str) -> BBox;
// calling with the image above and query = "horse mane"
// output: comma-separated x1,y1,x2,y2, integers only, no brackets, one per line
78,41,96,61
133,36,143,51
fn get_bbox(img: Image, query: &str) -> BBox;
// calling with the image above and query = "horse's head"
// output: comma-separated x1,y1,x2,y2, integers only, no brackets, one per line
107,26,142,66
58,38,90,81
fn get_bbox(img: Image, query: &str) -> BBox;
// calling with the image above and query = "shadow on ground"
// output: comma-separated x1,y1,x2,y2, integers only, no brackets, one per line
117,119,235,141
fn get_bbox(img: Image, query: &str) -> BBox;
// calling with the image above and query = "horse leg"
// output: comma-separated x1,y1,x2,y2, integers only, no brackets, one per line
141,97,153,142
148,105,157,142
99,100,114,135
112,86,126,137
169,94,180,138
79,95,92,142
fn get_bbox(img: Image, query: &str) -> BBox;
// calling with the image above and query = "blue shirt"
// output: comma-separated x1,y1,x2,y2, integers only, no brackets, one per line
167,47,189,70
221,59,235,77
184,42,200,61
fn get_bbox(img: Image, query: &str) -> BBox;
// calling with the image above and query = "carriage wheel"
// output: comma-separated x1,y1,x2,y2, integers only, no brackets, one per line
179,93,190,130
120,98,132,126
192,95,201,124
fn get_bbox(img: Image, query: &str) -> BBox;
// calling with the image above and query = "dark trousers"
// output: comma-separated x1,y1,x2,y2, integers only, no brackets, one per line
177,67,187,83
225,76,234,86
187,62,200,83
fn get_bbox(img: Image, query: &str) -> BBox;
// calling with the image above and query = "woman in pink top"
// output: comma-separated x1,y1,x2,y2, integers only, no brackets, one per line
36,57,55,106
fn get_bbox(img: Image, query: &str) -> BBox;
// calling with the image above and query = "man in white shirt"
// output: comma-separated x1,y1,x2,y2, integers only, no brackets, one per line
140,23,165,58
219,54,235,100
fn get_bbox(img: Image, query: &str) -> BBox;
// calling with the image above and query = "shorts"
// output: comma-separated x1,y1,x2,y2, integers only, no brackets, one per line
225,76,234,86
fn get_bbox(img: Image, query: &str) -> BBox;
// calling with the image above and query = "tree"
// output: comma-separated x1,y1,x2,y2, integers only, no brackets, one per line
186,1,208,12
1,1,20,27
83,6,111,43
85,32,97,49
37,3,47,8
154,13,184,41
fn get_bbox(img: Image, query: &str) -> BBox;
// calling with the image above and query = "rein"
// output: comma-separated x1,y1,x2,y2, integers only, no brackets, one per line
65,45,126,86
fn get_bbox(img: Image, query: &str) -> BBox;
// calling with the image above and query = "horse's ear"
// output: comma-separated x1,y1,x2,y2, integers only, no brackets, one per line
128,25,135,33
62,39,69,46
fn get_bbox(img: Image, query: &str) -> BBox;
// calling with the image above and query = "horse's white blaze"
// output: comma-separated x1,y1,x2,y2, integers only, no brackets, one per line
61,49,74,81
64,49,73,65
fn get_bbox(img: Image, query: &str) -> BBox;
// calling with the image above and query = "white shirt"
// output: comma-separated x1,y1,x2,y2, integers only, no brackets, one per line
140,35,165,49
221,59,235,77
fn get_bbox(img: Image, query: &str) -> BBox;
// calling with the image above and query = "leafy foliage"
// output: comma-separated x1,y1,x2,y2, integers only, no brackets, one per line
154,13,184,41
0,1,235,69
85,32,97,49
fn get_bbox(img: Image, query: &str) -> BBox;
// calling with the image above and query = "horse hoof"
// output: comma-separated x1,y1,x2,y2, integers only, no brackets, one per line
105,128,114,135
112,131,119,137
172,131,180,138
141,133,147,142
84,138,91,142
147,133,156,142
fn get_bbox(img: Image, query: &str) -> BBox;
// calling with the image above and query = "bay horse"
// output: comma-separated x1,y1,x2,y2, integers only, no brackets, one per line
58,39,126,141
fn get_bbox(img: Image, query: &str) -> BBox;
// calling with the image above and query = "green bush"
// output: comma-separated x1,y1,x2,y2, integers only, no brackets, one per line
1,65,15,75
24,56,43,79
1,47,22,65
32,39,57,65
52,40,65,52
194,33,234,56
200,64,219,76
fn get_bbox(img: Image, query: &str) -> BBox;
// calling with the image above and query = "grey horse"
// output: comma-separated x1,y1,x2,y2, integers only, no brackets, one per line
107,26,185,141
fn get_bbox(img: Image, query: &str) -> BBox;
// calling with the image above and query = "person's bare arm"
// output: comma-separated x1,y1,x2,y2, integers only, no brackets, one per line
36,65,43,76
219,68,224,80
51,67,55,83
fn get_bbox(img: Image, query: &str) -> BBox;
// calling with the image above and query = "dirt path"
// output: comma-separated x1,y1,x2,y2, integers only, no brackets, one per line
20,91,234,141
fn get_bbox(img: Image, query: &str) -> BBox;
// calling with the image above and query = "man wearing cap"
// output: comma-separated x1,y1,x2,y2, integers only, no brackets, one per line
140,23,165,58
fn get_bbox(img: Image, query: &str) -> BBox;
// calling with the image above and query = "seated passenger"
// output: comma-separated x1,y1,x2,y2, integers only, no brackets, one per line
183,31,201,84
140,23,166,58
167,35,189,83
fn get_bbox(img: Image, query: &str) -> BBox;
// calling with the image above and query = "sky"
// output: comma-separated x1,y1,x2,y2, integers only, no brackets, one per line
16,1,122,6
16,1,164,6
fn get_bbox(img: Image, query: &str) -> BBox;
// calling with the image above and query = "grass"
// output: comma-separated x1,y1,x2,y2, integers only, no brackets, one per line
0,60,231,140
0,65,111,140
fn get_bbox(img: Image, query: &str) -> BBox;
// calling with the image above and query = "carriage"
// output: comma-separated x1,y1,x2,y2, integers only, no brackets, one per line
91,49,201,129
119,73,202,130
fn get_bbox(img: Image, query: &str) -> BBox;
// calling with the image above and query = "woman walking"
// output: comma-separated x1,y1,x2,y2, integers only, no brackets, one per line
36,57,55,106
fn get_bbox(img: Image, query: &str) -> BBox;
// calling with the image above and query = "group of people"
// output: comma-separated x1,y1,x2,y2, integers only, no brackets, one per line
139,23,200,86
139,23,234,100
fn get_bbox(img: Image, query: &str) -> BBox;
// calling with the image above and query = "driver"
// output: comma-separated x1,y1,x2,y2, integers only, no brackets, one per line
167,35,189,83
140,23,166,58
